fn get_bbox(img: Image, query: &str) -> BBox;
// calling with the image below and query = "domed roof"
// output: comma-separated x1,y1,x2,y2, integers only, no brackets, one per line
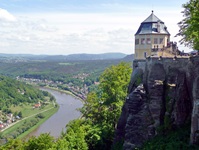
135,11,170,35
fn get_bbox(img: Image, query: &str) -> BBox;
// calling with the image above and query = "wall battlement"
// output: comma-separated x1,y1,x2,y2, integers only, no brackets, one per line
133,56,191,70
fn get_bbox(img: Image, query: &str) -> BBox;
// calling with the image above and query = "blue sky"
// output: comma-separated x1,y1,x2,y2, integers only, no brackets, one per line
1,0,184,13
0,0,190,55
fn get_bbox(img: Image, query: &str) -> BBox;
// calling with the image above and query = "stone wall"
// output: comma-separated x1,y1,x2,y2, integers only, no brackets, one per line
114,56,199,149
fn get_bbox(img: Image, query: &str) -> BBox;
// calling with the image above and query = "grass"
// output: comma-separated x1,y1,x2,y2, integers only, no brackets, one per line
2,86,80,140
18,106,59,139
10,103,54,118
2,103,59,139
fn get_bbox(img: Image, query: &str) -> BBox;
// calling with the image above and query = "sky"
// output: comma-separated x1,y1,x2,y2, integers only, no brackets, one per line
0,0,190,55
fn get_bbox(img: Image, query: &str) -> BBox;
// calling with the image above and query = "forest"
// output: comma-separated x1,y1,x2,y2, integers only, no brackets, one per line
0,76,54,110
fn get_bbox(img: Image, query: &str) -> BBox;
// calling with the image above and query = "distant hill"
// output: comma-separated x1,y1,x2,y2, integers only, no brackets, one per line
0,53,127,62
0,53,47,59
44,53,127,61
122,54,134,62
0,53,48,63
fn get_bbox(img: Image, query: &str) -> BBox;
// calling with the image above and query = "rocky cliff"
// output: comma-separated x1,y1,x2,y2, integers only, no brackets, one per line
114,56,199,149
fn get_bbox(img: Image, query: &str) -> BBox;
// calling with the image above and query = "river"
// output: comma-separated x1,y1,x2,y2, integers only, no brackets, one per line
27,88,83,138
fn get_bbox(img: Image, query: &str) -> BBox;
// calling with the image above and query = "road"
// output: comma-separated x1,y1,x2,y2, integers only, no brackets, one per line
1,107,54,132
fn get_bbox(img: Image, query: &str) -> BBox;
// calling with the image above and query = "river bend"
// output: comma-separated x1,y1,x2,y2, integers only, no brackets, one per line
27,88,83,138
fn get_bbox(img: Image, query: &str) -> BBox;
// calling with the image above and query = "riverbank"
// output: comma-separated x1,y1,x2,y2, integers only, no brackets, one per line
42,87,84,119
1,85,84,142
25,88,83,138
20,81,85,102
18,106,59,139
41,86,85,103
1,103,59,140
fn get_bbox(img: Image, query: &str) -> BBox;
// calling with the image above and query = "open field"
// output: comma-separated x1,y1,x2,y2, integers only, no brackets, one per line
1,103,58,139
10,103,54,118
18,106,59,139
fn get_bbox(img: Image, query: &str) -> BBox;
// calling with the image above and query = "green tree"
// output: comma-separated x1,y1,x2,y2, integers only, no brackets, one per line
99,62,132,126
18,111,22,118
1,139,24,150
80,92,103,123
25,133,54,150
80,62,132,149
64,119,88,150
177,0,199,50
52,138,69,150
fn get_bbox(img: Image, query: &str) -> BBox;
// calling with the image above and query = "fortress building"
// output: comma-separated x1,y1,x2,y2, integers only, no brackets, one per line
134,11,179,60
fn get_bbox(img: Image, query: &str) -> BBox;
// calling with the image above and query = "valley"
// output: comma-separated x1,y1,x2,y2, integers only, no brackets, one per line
0,53,133,145
0,53,133,100
0,76,58,141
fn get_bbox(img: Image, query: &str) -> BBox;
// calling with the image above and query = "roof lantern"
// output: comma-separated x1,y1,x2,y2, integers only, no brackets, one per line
135,10,170,35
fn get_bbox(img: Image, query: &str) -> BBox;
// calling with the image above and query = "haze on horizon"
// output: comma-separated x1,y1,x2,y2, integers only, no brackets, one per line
0,0,190,55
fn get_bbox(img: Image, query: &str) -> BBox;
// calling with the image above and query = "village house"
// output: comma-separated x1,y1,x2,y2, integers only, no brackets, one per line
34,102,41,108
7,113,13,119
0,124,4,129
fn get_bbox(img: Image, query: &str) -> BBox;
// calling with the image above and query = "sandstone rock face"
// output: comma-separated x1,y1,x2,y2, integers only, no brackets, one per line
115,56,199,149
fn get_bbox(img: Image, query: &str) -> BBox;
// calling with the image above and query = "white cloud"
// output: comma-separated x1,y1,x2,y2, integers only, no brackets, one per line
0,6,191,55
0,8,17,22
0,11,136,55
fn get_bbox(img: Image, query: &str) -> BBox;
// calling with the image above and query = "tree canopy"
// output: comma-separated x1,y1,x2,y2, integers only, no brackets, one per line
0,75,47,110
177,0,199,50
79,62,132,149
